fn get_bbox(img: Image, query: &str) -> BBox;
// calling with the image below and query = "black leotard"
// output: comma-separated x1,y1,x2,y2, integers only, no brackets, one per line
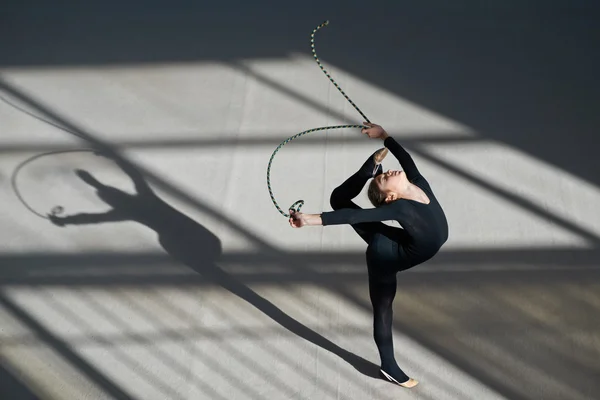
321,136,449,267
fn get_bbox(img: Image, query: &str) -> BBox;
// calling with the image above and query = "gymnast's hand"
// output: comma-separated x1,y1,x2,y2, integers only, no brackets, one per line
288,210,323,228
288,210,307,228
361,122,389,140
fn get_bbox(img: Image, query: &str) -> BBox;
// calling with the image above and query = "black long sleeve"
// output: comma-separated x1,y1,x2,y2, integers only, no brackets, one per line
321,201,402,226
384,136,421,181
321,136,424,227
321,135,448,265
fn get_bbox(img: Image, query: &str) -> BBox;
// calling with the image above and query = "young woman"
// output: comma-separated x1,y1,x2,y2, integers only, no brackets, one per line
289,122,449,388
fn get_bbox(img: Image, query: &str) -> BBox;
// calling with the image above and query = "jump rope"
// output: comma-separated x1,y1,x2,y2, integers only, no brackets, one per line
266,20,372,218
6,20,370,221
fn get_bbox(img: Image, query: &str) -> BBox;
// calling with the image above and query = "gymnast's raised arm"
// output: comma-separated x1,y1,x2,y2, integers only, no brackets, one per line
361,122,422,181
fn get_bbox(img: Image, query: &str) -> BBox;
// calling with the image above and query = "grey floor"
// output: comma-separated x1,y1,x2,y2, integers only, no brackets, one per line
1,1,599,399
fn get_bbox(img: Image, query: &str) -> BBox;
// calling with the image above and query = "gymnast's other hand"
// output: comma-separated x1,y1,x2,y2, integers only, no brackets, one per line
289,210,307,228
361,122,389,140
288,210,323,228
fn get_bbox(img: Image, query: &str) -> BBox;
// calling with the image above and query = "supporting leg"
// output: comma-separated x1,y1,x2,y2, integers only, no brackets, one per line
368,275,416,387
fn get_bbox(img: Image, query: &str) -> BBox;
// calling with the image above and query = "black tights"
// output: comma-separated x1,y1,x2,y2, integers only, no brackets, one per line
330,160,410,383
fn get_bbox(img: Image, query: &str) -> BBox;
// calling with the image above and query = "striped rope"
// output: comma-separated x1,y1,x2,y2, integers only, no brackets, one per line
267,20,371,217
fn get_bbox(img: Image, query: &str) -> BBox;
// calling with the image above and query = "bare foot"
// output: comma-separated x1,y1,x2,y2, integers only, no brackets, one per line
372,147,389,175
373,147,388,164
380,369,419,389
399,378,419,388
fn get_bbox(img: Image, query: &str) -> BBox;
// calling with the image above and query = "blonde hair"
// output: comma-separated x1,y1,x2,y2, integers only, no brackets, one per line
367,179,387,207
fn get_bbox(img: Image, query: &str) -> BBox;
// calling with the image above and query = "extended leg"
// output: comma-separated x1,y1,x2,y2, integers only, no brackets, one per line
330,148,386,208
330,149,405,244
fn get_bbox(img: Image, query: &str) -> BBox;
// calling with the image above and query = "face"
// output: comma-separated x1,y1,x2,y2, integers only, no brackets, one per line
375,169,406,199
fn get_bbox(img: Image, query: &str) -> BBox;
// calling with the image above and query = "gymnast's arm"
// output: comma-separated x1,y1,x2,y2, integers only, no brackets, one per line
362,123,422,181
382,135,422,181
289,203,401,228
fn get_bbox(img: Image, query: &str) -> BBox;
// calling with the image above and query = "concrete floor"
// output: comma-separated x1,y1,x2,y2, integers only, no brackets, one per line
1,2,599,399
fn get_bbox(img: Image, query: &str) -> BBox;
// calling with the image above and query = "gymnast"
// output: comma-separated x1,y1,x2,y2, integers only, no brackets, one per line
289,122,449,388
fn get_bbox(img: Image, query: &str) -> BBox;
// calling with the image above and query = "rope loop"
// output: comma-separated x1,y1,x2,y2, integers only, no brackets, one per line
267,21,371,217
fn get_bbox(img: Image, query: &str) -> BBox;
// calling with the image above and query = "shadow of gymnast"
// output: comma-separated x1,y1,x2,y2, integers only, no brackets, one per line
48,152,380,380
